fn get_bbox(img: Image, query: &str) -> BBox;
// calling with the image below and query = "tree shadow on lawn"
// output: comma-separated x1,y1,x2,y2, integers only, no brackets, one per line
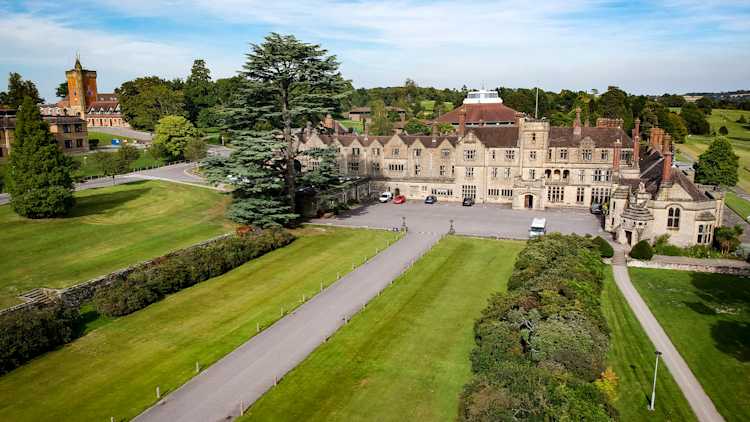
68,183,152,218
689,272,750,362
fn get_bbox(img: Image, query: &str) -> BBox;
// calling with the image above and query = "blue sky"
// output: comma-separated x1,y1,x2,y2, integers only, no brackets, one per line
2,0,749,102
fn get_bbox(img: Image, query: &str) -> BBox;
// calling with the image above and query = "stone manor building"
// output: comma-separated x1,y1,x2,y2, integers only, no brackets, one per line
298,91,724,247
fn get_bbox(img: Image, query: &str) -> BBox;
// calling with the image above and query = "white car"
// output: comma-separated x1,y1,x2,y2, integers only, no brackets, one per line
529,218,547,238
378,192,393,203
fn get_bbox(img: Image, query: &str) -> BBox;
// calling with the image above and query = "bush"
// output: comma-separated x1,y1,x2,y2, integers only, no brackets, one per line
458,234,615,421
629,240,654,260
592,236,614,258
0,301,79,375
719,126,729,135
88,138,100,150
94,228,295,317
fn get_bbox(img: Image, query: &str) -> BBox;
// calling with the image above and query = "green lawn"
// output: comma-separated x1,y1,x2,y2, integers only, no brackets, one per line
338,119,364,133
0,226,398,421
601,268,696,421
629,268,750,421
676,108,750,190
87,130,136,145
0,180,230,308
244,236,524,422
725,191,750,221
72,149,164,178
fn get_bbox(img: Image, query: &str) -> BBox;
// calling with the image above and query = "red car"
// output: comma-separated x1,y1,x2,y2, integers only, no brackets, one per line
393,195,406,204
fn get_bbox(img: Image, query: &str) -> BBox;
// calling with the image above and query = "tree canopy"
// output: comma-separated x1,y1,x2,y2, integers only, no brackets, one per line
184,59,217,122
153,115,200,159
694,137,739,186
680,103,710,135
55,82,68,99
0,73,43,108
117,77,185,131
7,97,74,217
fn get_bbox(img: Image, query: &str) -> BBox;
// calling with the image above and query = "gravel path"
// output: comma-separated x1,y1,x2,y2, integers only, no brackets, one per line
611,249,725,422
133,231,441,422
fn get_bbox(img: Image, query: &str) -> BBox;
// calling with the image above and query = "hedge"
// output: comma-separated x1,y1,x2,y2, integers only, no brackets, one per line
592,236,614,258
629,240,654,260
95,228,295,317
459,234,616,421
0,301,79,375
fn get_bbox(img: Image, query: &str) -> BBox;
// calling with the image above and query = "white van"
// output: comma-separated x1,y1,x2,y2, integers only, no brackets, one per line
379,192,394,203
529,218,547,238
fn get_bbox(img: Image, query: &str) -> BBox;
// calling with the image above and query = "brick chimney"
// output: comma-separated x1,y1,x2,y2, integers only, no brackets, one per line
458,107,466,136
662,134,673,185
632,118,640,165
573,107,582,136
650,127,664,153
363,119,368,136
613,138,621,173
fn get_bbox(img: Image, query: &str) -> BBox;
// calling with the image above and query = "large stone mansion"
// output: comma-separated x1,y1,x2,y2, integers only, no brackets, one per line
300,91,724,247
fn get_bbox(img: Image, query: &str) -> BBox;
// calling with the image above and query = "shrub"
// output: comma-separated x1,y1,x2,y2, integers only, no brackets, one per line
94,229,294,317
0,301,79,375
592,236,614,258
629,240,654,260
719,126,729,135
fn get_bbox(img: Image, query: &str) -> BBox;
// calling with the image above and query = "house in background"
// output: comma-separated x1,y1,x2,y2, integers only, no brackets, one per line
0,108,88,161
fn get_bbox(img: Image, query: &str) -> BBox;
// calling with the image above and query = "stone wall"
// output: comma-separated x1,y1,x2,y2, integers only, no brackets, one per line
0,233,232,317
627,256,750,276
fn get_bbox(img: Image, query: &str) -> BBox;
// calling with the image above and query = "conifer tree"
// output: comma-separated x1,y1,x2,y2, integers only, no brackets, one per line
694,137,739,186
8,97,75,217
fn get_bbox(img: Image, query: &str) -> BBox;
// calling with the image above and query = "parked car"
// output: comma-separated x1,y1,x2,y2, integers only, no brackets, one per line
462,197,475,207
379,192,393,203
424,195,437,204
529,218,547,238
590,203,603,214
393,195,406,204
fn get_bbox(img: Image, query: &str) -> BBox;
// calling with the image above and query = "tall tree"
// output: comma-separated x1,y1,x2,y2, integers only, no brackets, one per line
55,82,68,99
0,73,43,108
208,33,346,226
369,99,393,135
117,77,185,131
299,146,340,190
7,97,74,217
694,137,739,186
680,103,710,135
598,86,632,129
184,59,217,123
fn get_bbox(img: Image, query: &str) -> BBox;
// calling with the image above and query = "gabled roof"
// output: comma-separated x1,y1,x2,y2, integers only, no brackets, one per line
548,127,633,148
437,103,518,124
467,127,519,147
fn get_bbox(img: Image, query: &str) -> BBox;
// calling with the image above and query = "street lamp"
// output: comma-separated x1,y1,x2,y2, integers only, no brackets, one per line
649,350,663,411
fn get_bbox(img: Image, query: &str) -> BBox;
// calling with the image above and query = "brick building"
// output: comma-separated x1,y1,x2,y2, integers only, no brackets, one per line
0,109,88,161
298,91,724,247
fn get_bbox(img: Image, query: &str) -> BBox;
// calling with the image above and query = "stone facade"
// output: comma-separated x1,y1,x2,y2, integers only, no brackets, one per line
0,112,88,161
300,96,724,247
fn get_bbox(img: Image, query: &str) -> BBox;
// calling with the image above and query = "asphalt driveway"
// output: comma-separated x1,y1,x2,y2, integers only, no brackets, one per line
311,201,605,239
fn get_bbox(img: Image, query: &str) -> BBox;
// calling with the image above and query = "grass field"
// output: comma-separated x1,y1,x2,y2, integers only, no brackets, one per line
0,226,399,421
87,130,136,145
724,191,750,221
0,180,230,308
338,119,364,133
675,108,750,190
629,268,750,421
601,268,696,421
72,149,164,178
244,236,524,422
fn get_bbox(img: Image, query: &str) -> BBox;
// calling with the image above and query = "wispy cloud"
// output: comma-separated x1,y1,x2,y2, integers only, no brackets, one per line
1,0,749,100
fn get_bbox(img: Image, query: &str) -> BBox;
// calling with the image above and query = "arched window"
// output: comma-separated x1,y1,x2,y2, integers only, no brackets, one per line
667,207,681,228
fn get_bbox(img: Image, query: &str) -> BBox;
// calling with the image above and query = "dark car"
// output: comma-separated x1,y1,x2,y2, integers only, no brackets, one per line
424,195,437,204
462,197,475,207
590,203,603,214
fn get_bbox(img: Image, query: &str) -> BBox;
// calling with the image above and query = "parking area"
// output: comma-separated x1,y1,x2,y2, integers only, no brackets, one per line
310,200,605,239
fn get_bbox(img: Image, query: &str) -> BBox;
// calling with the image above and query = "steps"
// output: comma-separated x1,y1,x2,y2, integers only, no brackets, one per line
612,250,627,266
19,288,54,304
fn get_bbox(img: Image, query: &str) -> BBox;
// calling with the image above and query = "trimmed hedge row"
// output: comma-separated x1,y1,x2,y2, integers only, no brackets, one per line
94,228,295,317
0,302,79,375
459,234,616,421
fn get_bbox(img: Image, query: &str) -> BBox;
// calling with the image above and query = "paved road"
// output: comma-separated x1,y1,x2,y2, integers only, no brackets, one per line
311,201,604,239
0,163,216,206
611,249,725,422
134,231,441,422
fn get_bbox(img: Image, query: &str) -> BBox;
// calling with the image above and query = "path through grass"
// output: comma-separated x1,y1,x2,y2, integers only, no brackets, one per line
244,236,524,422
629,267,750,421
0,180,229,308
602,267,696,421
0,227,398,421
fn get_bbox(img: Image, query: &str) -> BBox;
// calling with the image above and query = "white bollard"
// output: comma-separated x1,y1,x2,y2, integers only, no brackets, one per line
280,306,284,317
240,400,244,416
156,386,160,399
195,361,200,373
257,322,260,333
274,375,278,386
320,281,323,292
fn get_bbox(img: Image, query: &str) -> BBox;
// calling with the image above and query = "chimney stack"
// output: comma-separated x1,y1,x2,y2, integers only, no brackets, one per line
632,118,640,165
650,127,664,153
662,134,673,185
458,107,466,136
613,138,622,174
573,107,582,136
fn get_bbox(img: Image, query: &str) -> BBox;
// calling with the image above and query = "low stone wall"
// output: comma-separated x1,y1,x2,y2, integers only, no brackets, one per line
627,257,750,276
0,233,232,317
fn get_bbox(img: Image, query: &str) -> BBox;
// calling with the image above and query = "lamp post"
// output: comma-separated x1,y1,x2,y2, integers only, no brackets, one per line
649,350,663,411
401,216,407,232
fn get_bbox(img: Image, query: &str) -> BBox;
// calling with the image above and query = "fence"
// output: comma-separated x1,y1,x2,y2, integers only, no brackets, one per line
77,160,194,183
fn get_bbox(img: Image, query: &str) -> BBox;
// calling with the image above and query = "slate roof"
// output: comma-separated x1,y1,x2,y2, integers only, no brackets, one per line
548,127,633,148
437,103,518,124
